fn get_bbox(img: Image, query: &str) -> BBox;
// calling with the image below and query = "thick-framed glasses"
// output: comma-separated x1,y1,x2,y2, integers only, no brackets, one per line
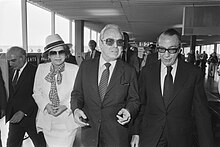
157,46,179,54
49,50,65,56
102,38,124,47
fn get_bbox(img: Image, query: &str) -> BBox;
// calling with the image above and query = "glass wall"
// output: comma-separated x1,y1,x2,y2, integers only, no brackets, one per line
55,15,69,43
27,2,51,53
217,44,220,55
84,27,90,52
0,0,22,53
201,44,214,56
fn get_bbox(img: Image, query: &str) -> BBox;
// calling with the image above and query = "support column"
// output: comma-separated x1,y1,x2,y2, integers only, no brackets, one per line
51,12,55,35
21,0,28,52
214,43,217,53
190,35,196,54
75,20,84,65
69,20,72,44
190,35,196,62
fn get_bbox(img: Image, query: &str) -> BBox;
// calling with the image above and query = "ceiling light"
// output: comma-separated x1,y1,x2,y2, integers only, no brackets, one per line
86,9,121,16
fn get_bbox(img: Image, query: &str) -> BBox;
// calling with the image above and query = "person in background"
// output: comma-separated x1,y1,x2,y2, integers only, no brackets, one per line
186,50,195,65
0,68,7,147
121,32,140,75
208,52,218,78
131,28,214,147
200,51,208,77
33,34,79,147
71,24,140,147
6,46,46,147
195,50,200,66
84,40,101,60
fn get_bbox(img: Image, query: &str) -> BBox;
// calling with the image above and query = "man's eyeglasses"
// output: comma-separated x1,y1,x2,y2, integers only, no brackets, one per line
102,38,124,47
157,46,179,54
49,50,66,56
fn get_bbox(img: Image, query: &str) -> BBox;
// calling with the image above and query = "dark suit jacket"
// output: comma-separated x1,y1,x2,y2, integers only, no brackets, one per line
6,63,38,127
84,50,101,60
65,54,77,65
145,52,158,65
0,68,7,118
134,59,214,147
71,57,140,147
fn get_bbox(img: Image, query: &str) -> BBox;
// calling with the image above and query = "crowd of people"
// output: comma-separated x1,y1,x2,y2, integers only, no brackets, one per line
0,24,215,147
187,49,219,78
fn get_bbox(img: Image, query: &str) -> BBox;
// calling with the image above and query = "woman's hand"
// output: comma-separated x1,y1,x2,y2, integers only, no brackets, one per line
53,105,67,117
45,103,55,116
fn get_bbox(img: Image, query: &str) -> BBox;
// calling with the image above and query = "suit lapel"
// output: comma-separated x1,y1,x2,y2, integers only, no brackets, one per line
167,59,188,108
89,57,102,104
155,61,166,110
105,60,124,97
13,63,29,93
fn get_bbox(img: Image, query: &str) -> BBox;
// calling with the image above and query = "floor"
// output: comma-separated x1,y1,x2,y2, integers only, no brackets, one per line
1,65,220,147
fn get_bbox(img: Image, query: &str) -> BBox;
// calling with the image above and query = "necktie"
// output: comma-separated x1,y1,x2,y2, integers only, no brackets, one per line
91,50,94,59
99,63,111,101
163,66,174,107
12,69,20,88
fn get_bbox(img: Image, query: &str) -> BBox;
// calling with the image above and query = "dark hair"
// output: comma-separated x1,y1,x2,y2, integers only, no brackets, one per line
162,28,181,42
42,45,69,60
157,28,181,47
89,40,97,47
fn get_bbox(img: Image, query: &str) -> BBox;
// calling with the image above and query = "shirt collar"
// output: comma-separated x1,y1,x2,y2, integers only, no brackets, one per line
99,55,116,68
161,58,178,71
19,61,27,73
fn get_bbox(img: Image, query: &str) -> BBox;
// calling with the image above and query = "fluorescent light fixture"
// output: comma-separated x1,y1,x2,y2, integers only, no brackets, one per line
86,9,121,16
172,24,183,28
196,39,203,41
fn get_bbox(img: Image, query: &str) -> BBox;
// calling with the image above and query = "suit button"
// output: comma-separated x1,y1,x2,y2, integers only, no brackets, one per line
161,126,164,129
98,120,101,123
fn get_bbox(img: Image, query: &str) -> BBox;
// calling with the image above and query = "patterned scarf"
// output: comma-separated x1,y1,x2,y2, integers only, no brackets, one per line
45,63,65,107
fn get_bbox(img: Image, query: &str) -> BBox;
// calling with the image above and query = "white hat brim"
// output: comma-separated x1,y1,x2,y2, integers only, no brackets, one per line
44,43,72,53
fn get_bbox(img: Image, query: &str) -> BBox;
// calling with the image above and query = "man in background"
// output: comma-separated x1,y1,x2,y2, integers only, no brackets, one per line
84,40,101,60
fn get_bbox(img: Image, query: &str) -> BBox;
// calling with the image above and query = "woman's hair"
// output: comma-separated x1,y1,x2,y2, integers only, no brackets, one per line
41,45,70,62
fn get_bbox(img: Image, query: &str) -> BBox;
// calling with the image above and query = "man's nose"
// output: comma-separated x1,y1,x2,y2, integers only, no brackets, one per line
164,50,170,56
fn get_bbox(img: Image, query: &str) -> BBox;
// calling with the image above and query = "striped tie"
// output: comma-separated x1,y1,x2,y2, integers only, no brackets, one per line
12,69,20,89
99,63,111,101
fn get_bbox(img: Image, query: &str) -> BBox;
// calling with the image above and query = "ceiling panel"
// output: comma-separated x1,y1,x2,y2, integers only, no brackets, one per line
28,0,220,46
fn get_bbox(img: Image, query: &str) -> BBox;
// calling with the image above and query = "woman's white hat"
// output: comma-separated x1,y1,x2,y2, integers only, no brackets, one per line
44,34,72,53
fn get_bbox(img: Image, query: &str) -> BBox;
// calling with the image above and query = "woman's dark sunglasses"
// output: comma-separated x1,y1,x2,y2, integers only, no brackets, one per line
49,50,66,56
102,38,124,46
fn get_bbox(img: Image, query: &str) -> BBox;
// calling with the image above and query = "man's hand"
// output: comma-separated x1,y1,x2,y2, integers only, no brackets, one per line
73,108,89,127
116,108,131,125
10,111,25,123
130,135,139,147
53,105,67,117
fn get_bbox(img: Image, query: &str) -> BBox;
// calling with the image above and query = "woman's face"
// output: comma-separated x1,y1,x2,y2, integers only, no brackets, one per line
48,46,66,66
